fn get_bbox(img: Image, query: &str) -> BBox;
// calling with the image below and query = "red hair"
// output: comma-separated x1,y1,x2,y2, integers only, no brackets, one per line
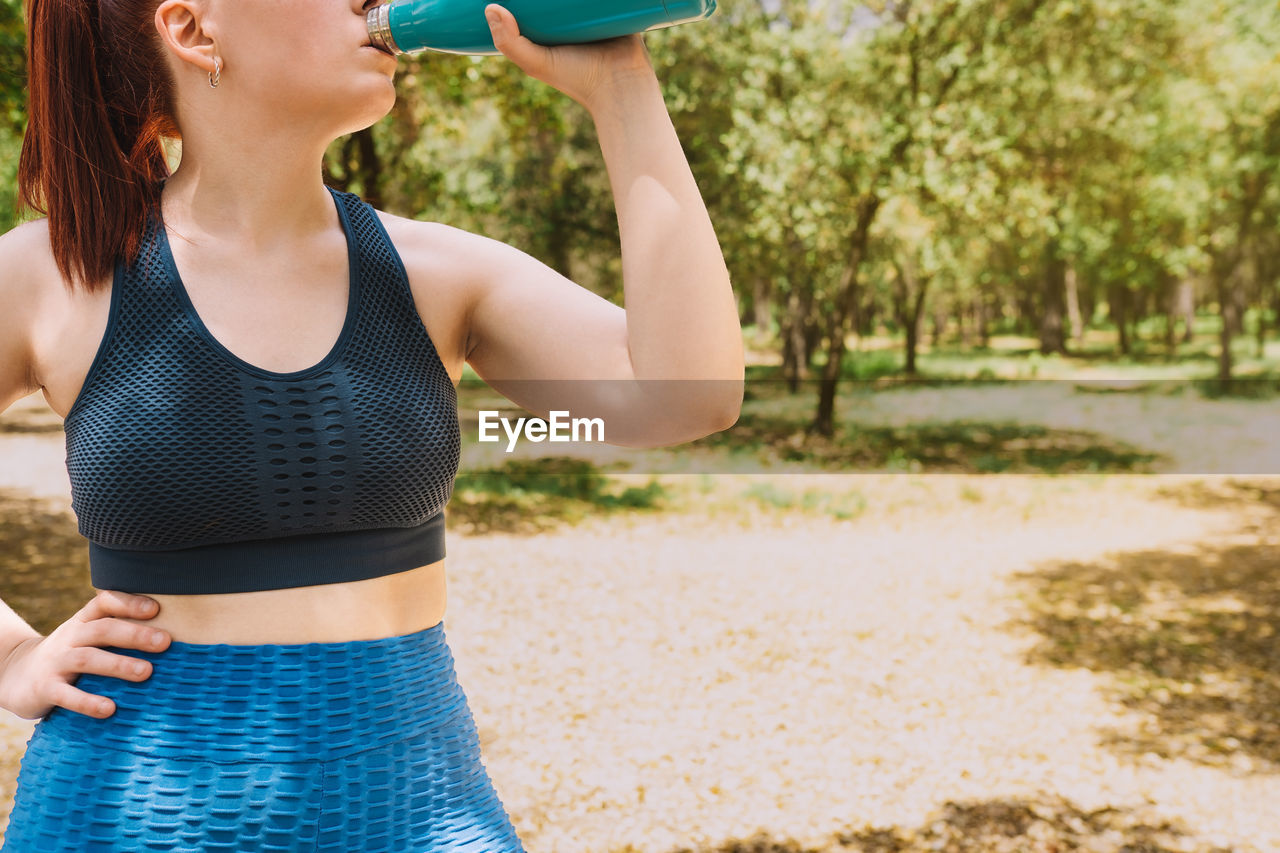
18,0,180,293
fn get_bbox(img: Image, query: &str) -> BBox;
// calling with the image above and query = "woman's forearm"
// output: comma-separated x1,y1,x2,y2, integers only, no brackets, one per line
588,72,744,412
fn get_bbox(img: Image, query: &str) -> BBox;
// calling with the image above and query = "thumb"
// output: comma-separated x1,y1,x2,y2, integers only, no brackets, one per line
485,4,550,66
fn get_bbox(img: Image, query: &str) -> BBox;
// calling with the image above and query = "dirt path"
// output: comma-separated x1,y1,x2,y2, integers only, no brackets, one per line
439,476,1277,852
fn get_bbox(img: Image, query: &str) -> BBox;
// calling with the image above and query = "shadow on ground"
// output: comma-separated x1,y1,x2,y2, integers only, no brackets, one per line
694,414,1162,474
0,400,61,436
630,794,1235,852
1008,478,1280,771
0,490,95,636
0,422,60,436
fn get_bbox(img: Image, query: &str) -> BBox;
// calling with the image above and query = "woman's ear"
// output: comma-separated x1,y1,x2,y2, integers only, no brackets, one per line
154,0,220,80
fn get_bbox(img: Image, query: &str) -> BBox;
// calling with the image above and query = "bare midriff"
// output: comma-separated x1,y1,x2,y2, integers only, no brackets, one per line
111,559,447,645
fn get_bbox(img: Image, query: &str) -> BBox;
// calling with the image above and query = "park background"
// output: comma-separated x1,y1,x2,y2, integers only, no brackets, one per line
1,0,1279,850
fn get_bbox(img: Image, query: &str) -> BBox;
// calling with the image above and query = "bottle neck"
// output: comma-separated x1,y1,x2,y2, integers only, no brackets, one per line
366,4,404,55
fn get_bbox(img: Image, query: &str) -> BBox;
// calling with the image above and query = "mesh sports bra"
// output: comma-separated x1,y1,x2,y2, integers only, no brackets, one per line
62,186,461,594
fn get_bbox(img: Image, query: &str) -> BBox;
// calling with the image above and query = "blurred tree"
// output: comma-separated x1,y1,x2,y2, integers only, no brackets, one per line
4,0,1279,392
1178,0,1280,381
0,0,27,232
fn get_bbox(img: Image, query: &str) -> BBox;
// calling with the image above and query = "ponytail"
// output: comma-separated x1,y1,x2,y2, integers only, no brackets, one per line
17,0,178,293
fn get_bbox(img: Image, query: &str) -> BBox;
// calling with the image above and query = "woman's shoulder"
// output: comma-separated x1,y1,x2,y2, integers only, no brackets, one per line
1,216,56,279
1,217,116,416
0,216,100,317
0,218,57,409
0,216,88,300
370,206,505,287
0,217,63,316
366,208,490,381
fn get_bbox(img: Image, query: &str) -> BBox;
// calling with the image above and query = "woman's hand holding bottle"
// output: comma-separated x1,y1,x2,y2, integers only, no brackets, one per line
0,590,171,720
483,3,658,116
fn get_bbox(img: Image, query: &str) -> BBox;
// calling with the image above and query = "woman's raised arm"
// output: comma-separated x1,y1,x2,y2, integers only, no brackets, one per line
458,7,743,448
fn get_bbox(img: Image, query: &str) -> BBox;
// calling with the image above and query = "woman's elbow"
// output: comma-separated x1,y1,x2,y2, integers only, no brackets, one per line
601,379,742,447
669,386,743,444
702,396,742,436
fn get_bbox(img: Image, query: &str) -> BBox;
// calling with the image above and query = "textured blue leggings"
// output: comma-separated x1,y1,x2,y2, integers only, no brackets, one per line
2,621,527,852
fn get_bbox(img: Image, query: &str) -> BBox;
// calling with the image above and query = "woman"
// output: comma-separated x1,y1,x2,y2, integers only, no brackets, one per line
0,0,743,849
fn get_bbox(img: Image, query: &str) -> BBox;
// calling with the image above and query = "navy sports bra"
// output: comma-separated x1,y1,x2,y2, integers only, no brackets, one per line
62,186,461,594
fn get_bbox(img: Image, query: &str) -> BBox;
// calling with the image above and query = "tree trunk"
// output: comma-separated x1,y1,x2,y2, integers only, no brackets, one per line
1078,278,1096,333
1256,288,1267,359
1040,246,1067,355
905,315,919,373
1179,278,1196,344
353,127,383,208
814,196,881,437
803,317,822,368
781,318,799,393
859,295,877,337
751,277,771,330
1229,284,1248,338
909,279,931,375
1162,273,1178,358
1216,272,1235,383
815,308,848,437
1065,262,1083,347
780,287,810,393
892,255,934,376
1131,288,1149,339
1015,286,1036,337
814,282,851,430
1110,283,1130,356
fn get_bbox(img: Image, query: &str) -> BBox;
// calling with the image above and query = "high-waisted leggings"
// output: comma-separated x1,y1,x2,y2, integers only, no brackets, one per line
1,621,527,852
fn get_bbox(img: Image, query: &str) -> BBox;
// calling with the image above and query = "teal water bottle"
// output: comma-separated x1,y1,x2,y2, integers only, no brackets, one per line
366,0,716,56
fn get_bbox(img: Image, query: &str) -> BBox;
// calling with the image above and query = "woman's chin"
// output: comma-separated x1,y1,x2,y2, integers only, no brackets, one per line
334,87,397,132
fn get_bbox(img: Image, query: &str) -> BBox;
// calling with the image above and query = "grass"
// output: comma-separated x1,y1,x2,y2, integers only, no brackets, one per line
739,481,868,520
448,456,668,533
696,415,1162,474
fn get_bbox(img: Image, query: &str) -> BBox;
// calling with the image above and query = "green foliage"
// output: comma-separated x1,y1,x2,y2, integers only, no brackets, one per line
0,0,25,233
0,0,24,133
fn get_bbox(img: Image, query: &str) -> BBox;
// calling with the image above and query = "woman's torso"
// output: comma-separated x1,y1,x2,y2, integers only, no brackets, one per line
22,199,473,645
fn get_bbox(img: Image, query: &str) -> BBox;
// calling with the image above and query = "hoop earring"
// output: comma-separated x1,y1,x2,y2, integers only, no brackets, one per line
209,56,222,89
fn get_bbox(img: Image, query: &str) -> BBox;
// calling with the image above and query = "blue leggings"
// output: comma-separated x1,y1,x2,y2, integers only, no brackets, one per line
2,621,527,852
